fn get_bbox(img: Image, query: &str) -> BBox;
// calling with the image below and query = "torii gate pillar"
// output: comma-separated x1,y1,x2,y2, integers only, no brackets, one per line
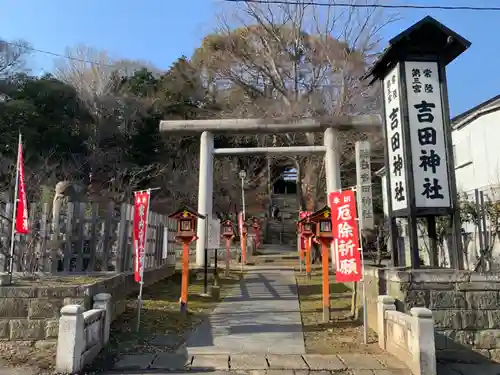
195,131,214,266
324,128,342,265
324,128,341,194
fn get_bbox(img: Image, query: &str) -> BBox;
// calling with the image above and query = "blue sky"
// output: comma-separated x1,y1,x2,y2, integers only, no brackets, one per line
1,0,499,117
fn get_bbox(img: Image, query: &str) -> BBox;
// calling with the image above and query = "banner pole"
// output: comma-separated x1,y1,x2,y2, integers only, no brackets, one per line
8,133,21,283
136,189,151,333
299,236,303,273
203,218,209,295
353,186,368,344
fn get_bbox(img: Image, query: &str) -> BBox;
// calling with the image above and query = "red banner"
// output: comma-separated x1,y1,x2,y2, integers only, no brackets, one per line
133,191,150,283
298,211,312,251
15,138,28,234
329,190,362,283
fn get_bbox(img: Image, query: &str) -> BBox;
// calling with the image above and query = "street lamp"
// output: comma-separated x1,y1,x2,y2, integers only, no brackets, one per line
239,170,247,220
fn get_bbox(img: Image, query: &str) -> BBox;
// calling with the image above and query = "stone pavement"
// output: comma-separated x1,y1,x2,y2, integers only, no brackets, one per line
178,268,305,355
111,352,410,374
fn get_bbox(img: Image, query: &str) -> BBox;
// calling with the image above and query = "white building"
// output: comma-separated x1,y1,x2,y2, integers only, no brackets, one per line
451,94,500,197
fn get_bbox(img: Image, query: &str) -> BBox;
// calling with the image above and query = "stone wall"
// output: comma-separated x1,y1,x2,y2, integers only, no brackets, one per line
361,266,500,363
0,264,174,344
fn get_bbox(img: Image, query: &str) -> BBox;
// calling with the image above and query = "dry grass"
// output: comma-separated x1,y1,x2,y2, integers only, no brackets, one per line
0,342,56,374
13,275,102,286
296,269,382,354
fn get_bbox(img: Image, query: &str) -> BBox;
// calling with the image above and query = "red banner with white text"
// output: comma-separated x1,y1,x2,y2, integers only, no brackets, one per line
329,190,362,283
133,191,150,283
298,211,312,251
15,138,29,234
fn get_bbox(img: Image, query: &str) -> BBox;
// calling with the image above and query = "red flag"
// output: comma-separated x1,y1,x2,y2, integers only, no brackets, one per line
15,136,28,234
329,190,362,283
133,191,150,283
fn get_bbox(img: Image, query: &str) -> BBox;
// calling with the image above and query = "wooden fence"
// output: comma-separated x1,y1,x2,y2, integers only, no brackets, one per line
0,201,177,274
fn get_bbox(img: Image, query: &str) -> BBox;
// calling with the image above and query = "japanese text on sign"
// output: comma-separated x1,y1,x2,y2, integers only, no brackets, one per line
355,141,374,229
383,64,408,211
405,61,451,208
329,191,362,283
133,191,150,283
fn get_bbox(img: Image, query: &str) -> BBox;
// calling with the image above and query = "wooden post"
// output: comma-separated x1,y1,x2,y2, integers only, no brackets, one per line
225,237,231,276
241,233,247,264
87,203,99,272
321,242,330,322
63,203,75,272
305,237,311,278
299,236,305,263
49,201,61,273
180,241,190,314
38,203,49,272
74,203,85,272
116,203,128,272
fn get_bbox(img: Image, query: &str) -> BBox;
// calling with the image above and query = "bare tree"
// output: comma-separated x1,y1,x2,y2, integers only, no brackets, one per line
192,0,394,209
53,45,161,201
0,39,30,78
53,44,156,114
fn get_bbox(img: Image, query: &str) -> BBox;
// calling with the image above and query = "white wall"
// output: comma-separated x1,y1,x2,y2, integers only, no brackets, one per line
452,108,500,197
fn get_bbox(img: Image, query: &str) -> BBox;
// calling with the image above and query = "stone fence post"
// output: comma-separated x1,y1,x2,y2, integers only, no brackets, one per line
56,294,113,374
93,293,112,344
377,295,396,350
56,305,85,374
410,307,436,375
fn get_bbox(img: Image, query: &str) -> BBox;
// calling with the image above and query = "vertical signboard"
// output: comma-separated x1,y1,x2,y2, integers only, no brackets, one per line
207,217,221,250
405,61,451,208
383,64,408,213
355,141,374,229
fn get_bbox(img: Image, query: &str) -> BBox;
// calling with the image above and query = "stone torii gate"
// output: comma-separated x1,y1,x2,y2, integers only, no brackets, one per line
159,116,382,266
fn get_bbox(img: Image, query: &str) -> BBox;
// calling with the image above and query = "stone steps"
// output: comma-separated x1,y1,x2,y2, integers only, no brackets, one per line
267,194,299,245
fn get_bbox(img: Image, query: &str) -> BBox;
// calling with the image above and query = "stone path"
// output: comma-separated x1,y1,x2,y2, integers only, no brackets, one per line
111,266,411,374
178,268,305,355
111,353,410,374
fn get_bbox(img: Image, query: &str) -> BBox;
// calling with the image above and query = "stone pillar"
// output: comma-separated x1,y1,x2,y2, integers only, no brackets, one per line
410,307,436,375
93,293,112,344
56,305,85,374
377,295,396,350
324,128,341,265
196,131,214,267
